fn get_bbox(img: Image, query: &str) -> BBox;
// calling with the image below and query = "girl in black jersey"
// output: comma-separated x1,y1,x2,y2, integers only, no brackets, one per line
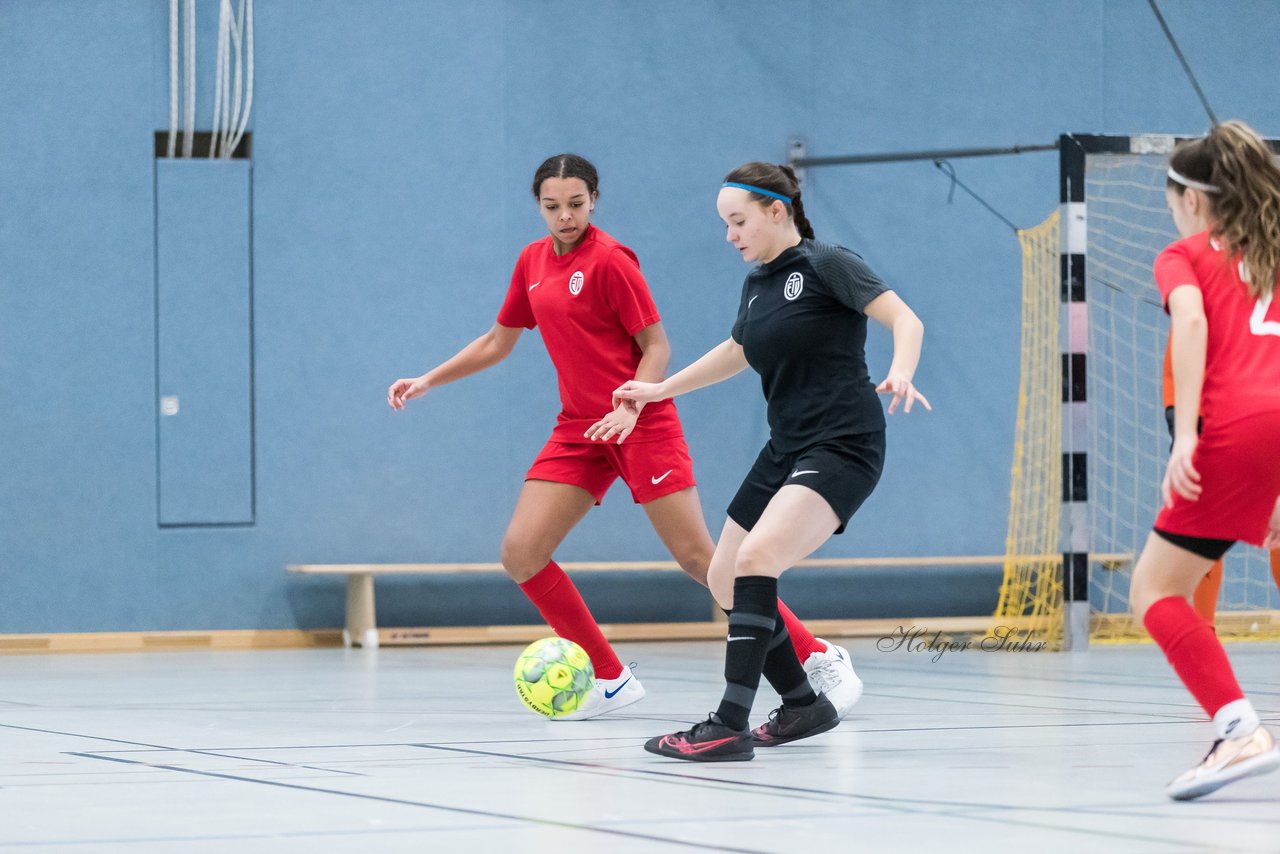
615,162,928,761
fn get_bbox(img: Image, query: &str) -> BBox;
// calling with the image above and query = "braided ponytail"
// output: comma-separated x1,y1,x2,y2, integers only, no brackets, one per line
778,165,815,239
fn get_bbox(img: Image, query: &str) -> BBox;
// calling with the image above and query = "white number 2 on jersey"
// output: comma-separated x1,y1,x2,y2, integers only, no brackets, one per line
1251,292,1280,336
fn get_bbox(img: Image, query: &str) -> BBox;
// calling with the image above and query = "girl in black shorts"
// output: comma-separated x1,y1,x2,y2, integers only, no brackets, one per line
614,161,929,761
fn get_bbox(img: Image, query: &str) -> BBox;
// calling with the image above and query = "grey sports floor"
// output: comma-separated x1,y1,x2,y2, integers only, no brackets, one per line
2,637,1277,852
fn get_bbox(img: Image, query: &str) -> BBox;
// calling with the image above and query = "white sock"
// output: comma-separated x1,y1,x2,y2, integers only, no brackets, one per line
1213,698,1259,740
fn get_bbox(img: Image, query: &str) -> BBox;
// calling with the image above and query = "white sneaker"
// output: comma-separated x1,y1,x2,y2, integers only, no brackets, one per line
803,640,862,719
1165,725,1280,800
553,665,645,721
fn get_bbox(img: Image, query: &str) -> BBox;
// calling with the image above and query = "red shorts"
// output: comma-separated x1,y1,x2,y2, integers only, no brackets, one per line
1155,411,1280,546
525,435,697,505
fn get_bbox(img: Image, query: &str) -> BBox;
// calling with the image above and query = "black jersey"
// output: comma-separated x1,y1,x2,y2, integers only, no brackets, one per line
730,238,889,451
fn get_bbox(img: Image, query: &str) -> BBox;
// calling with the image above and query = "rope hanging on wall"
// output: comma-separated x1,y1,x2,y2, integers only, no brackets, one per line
183,0,195,157
165,0,254,159
167,0,179,158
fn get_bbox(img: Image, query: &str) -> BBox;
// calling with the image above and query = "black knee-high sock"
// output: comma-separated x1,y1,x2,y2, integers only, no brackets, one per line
715,576,778,731
761,615,818,708
720,604,818,710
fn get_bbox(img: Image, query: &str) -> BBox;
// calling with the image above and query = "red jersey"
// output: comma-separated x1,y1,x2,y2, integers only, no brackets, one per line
496,225,681,444
1154,231,1280,427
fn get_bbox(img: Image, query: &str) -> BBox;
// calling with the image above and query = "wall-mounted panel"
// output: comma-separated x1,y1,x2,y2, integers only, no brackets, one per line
155,160,253,525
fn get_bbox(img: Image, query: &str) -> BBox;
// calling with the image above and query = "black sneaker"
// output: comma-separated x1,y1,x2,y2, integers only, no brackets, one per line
751,694,840,746
644,714,754,762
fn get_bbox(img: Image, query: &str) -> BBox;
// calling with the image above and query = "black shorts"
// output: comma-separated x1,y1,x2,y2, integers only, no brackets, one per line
1153,527,1234,561
727,431,885,535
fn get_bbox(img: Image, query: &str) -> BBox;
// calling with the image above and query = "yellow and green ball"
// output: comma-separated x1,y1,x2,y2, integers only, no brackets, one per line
513,637,595,717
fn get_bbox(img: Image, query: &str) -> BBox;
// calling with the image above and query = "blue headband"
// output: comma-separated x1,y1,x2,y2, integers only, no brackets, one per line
723,181,792,204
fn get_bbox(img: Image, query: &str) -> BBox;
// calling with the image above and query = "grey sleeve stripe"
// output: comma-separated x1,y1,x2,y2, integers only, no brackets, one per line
728,611,777,631
780,682,812,701
721,683,758,708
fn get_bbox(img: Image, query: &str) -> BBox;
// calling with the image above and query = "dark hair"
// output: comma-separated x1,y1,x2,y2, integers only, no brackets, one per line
723,161,814,239
1168,120,1280,297
532,153,599,200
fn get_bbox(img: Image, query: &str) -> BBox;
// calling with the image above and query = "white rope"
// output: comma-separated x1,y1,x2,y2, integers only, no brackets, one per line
182,0,196,157
224,0,244,158
224,4,235,156
210,0,229,157
227,0,253,157
219,0,234,157
167,0,178,158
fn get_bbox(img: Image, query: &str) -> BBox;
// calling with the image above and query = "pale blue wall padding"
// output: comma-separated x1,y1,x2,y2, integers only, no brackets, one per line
3,1,1280,632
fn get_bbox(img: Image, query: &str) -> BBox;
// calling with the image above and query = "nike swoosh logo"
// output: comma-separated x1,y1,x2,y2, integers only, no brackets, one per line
727,636,755,642
528,281,541,290
790,470,819,478
603,677,632,699
747,294,759,308
650,470,673,485
662,734,741,755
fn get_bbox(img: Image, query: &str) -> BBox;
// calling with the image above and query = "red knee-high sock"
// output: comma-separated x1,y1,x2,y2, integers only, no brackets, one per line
777,599,825,662
518,561,623,680
1143,596,1245,718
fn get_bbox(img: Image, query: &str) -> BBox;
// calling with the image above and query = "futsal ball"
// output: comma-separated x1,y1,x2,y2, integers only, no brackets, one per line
513,637,594,717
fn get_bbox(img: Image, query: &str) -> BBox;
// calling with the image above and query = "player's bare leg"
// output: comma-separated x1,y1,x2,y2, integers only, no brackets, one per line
504,480,644,719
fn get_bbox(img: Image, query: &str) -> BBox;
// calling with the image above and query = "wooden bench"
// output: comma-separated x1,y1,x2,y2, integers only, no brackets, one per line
287,553,1133,648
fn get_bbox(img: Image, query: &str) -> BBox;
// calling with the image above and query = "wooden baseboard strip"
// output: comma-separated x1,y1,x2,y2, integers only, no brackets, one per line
375,617,998,646
0,629,344,654
0,619,994,654
10,611,1276,655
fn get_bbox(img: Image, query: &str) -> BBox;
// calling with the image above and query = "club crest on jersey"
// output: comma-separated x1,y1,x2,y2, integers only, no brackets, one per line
569,271,585,295
784,272,804,301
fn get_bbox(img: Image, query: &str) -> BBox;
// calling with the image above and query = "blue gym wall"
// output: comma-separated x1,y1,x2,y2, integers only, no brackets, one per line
3,1,1278,633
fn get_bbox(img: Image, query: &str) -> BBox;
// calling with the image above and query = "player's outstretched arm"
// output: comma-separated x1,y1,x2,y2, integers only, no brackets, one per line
1163,284,1207,506
388,323,522,410
865,290,930,415
612,337,748,406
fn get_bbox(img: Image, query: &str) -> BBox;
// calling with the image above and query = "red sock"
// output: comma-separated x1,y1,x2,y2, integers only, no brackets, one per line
777,599,825,662
518,561,623,680
1143,596,1245,717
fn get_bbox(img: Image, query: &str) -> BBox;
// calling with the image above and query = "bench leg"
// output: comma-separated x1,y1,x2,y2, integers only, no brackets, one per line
346,573,378,649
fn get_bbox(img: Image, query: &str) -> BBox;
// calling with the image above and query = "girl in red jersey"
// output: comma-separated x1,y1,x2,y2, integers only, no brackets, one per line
388,154,858,720
1129,121,1280,799
615,162,929,761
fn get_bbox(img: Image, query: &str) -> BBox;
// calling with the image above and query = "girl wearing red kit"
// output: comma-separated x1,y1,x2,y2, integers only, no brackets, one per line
1129,121,1280,799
